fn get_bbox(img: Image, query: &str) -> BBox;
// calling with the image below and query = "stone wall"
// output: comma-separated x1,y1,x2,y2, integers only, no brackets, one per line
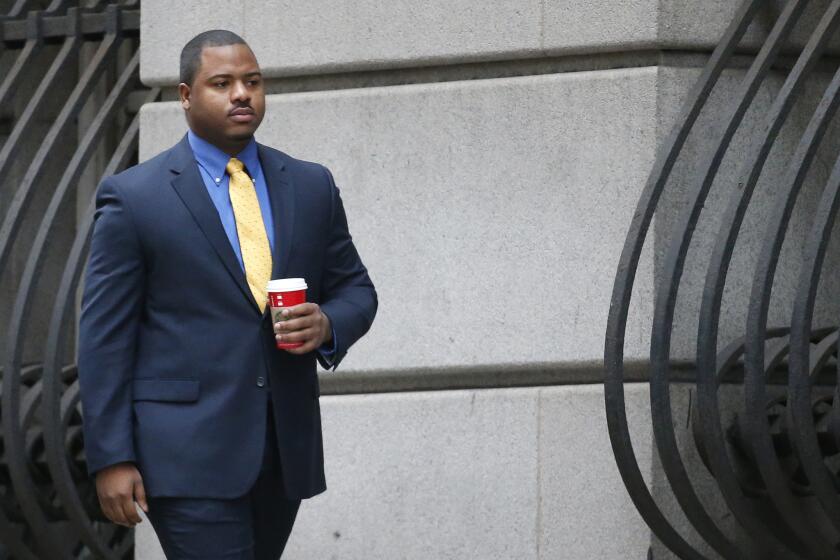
132,1,840,558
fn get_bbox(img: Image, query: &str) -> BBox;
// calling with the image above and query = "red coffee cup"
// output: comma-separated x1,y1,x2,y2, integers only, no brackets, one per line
267,278,308,350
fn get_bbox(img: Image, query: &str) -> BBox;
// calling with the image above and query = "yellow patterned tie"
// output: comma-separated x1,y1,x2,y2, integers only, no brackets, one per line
226,157,272,313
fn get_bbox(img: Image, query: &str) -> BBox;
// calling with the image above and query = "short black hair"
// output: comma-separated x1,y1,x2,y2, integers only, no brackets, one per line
179,29,250,86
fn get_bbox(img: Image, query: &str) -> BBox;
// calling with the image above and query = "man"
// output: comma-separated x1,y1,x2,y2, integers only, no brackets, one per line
77,29,377,559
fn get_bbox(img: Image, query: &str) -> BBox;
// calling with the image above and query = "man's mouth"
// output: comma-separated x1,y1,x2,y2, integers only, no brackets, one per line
229,107,255,123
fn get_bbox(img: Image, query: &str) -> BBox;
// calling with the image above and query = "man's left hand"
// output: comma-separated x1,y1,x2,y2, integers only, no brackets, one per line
273,302,332,354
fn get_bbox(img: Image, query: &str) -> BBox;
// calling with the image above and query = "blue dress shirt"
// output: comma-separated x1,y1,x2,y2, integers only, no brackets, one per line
187,130,336,361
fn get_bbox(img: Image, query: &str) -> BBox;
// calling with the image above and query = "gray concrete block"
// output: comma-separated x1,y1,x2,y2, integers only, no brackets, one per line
242,0,544,75
140,383,652,560
136,383,653,560
284,384,652,559
288,388,541,559
140,1,840,86
140,0,660,85
135,387,540,559
139,60,840,372
140,0,545,86
139,0,245,87
139,67,660,372
541,0,659,54
539,383,652,559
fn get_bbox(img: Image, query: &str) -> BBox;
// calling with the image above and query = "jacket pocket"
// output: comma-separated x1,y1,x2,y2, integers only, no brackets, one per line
132,378,200,402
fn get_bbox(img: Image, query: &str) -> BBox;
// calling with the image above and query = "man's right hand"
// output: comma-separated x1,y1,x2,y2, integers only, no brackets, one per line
95,462,149,527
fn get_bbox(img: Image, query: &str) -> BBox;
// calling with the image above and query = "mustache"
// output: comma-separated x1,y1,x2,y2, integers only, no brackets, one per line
229,105,254,115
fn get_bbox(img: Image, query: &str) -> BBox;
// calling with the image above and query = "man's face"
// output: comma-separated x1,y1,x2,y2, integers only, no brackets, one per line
179,43,266,153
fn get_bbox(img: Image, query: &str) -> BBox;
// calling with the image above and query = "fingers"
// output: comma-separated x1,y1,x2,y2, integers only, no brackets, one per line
280,302,319,319
272,304,327,353
134,477,149,514
274,314,317,334
96,465,146,527
119,491,144,526
274,306,322,337
276,326,319,346
285,340,319,355
99,496,124,527
101,490,139,527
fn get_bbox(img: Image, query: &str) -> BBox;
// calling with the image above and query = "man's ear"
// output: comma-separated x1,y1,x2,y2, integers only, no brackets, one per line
178,83,191,110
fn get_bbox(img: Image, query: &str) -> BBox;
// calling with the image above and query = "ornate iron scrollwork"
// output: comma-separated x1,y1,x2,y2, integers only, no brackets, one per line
606,0,840,558
0,1,158,558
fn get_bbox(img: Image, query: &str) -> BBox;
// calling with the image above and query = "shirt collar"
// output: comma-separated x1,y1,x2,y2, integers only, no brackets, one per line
187,129,260,184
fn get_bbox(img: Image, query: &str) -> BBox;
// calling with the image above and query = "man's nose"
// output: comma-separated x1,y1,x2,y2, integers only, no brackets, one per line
231,80,250,103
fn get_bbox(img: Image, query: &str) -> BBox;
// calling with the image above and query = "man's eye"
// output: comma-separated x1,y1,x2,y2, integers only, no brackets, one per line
248,80,260,86
214,81,227,88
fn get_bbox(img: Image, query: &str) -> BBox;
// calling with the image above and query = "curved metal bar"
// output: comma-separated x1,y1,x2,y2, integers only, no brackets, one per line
690,328,788,478
0,513,38,560
715,331,838,497
831,346,840,453
788,146,840,536
766,336,793,380
36,51,140,558
1,0,72,25
693,2,840,554
695,324,825,555
47,0,71,12
740,15,840,553
0,0,79,117
3,0,36,18
808,331,837,381
646,1,808,557
0,402,41,560
26,55,149,558
603,1,764,557
722,329,789,376
0,25,41,112
0,6,124,558
0,5,122,268
0,8,81,202
48,83,155,553
786,330,839,497
0,359,42,560
54,377,125,551
44,106,147,560
0,0,118,246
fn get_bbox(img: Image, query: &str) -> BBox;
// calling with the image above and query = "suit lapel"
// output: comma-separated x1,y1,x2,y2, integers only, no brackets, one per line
167,134,260,314
258,143,295,282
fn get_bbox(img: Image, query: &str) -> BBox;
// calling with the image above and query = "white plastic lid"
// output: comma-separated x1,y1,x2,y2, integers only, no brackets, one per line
266,278,308,292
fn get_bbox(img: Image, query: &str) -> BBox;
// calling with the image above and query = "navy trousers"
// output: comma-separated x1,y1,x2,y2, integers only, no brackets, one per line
145,399,301,559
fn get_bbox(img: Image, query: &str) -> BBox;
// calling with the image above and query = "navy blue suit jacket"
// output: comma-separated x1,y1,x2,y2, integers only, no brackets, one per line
77,133,377,500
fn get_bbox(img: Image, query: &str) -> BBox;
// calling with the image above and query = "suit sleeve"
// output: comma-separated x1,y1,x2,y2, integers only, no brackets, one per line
77,176,145,477
316,166,377,371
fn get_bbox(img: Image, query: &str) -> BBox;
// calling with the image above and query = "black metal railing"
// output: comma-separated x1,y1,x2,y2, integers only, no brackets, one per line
606,0,840,558
0,1,157,558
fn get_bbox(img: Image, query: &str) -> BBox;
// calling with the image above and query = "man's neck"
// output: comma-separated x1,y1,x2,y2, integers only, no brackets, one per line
189,129,252,157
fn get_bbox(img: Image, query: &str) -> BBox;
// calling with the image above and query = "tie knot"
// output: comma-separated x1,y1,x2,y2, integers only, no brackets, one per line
226,157,245,176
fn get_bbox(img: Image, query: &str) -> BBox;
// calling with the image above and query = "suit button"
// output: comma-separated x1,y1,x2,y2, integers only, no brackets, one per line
257,376,265,387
